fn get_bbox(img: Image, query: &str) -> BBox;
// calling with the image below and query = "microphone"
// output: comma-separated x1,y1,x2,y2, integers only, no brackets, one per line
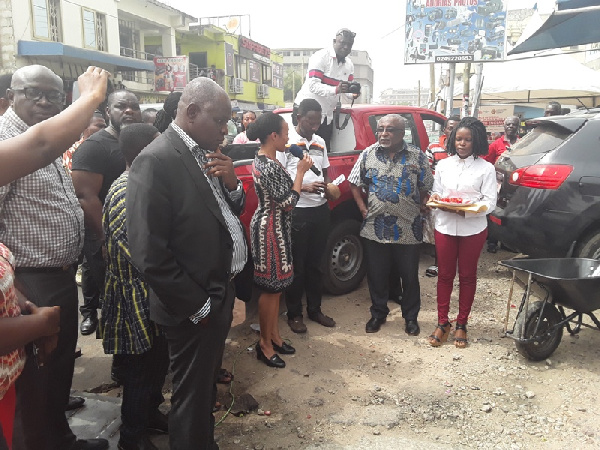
287,144,321,176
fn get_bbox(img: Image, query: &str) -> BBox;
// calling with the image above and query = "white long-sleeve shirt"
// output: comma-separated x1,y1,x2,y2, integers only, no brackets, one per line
432,155,497,237
293,47,354,122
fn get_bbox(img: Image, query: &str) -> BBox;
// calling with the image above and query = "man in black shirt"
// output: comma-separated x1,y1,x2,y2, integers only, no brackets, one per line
72,90,142,335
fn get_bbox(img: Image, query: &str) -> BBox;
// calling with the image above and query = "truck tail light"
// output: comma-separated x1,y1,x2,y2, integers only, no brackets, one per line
509,165,573,190
240,175,254,193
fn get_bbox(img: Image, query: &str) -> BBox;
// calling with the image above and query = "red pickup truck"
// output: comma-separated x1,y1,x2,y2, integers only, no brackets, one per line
226,105,446,295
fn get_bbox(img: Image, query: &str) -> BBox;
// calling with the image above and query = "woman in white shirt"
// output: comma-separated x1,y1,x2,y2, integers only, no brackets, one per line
427,117,497,349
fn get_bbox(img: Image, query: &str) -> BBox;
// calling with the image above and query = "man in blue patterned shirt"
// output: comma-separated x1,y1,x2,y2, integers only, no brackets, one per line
349,114,433,335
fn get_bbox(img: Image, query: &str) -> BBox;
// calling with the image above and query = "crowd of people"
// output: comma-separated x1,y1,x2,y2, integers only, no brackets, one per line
0,27,560,450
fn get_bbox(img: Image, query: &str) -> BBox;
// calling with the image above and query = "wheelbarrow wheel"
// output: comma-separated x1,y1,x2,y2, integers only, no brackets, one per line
514,302,563,361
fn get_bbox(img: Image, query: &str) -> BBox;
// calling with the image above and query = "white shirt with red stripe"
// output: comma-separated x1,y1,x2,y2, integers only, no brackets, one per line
294,47,354,122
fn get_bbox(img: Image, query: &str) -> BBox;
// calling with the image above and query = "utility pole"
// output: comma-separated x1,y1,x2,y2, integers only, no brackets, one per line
429,63,436,109
445,63,456,118
462,62,471,118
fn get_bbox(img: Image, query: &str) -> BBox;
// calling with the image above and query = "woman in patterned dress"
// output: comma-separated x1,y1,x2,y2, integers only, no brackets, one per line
248,113,312,369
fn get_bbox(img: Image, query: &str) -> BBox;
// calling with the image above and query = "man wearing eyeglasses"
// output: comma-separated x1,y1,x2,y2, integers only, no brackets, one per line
293,28,359,150
349,115,433,336
0,65,108,450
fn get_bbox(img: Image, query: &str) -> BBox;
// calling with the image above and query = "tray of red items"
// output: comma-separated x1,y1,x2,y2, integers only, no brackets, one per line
435,196,475,207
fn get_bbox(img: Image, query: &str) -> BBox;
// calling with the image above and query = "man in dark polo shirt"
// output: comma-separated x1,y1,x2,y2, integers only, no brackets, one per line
72,90,142,335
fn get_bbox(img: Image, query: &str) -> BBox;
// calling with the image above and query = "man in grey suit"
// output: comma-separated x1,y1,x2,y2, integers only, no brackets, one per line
126,77,247,450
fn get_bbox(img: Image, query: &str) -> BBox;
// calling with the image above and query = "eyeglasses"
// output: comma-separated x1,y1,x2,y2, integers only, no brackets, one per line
11,87,65,105
376,127,402,134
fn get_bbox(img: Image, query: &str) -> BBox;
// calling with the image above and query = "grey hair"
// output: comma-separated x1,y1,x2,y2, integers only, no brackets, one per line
378,114,405,127
12,65,63,90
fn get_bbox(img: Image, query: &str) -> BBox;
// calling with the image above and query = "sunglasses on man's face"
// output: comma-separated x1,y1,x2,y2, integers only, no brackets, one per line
11,87,65,105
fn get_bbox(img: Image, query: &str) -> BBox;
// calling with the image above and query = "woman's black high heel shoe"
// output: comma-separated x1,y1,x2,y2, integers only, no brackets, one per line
256,343,286,368
272,340,295,355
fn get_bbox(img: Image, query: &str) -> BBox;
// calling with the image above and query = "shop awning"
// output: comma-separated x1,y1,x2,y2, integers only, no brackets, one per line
18,41,155,71
508,4,600,55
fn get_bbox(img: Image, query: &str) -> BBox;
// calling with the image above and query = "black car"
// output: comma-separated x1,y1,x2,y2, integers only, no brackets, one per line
490,112,600,259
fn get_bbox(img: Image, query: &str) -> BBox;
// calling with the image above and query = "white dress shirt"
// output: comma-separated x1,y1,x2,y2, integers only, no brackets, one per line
432,155,497,237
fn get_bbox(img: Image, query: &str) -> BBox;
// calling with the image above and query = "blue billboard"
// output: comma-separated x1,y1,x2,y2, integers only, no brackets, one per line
405,0,508,64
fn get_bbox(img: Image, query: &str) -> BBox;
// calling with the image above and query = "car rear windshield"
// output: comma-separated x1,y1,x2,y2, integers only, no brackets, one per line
510,124,573,157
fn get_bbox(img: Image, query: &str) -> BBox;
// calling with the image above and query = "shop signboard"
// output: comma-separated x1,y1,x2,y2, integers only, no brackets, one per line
478,104,514,134
154,56,187,92
405,0,507,64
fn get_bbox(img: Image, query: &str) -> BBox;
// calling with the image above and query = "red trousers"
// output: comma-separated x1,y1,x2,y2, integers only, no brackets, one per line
0,383,15,449
434,228,487,325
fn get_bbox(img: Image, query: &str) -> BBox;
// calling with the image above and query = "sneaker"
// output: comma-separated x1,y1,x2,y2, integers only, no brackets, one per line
287,316,307,333
308,312,336,327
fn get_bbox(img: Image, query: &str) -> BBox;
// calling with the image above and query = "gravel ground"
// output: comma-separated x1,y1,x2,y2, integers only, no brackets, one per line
214,246,600,449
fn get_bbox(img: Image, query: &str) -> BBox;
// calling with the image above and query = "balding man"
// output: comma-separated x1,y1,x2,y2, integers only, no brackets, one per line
72,90,141,336
349,115,433,335
484,115,520,165
544,101,562,117
127,77,247,449
0,65,107,450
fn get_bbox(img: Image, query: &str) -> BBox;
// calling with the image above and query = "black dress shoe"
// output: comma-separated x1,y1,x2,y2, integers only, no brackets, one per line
366,317,386,333
117,435,158,450
405,320,420,336
65,395,85,411
255,343,285,368
80,316,98,336
70,438,109,450
147,410,168,434
272,340,295,354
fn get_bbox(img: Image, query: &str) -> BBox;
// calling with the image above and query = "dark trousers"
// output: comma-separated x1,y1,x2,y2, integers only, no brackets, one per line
79,233,105,319
363,239,421,321
116,335,169,444
13,269,79,450
435,229,487,324
162,285,235,450
285,204,330,319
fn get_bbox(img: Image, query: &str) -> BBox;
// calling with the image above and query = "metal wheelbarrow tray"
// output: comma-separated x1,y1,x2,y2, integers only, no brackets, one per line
499,258,600,361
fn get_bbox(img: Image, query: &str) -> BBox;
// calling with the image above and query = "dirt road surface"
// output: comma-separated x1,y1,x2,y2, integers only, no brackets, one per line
73,247,600,449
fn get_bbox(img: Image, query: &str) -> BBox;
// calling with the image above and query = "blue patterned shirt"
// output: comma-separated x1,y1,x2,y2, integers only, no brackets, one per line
348,142,433,245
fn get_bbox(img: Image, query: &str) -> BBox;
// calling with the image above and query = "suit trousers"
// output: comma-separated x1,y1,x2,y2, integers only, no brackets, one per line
363,239,421,321
79,232,105,319
285,204,330,319
162,284,235,450
12,269,79,450
115,334,169,444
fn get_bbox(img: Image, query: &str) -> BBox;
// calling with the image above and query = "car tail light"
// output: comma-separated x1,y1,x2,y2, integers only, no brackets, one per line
509,164,573,189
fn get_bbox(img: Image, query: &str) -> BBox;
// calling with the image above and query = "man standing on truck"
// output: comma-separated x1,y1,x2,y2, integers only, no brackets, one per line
349,115,433,335
278,98,336,333
293,28,359,150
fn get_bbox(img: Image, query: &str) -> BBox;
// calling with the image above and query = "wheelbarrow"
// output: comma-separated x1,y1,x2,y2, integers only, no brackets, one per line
499,258,600,361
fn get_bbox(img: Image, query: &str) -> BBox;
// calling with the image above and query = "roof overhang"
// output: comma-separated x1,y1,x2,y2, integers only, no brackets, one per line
18,40,155,71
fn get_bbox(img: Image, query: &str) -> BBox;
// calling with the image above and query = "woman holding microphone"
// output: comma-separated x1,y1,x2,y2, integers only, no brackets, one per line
248,113,312,368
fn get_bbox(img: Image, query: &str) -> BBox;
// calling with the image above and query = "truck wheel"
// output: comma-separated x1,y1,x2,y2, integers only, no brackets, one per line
514,301,563,361
574,229,600,259
322,220,366,295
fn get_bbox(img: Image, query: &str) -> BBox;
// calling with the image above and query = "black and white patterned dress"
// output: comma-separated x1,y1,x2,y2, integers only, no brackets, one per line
250,154,300,293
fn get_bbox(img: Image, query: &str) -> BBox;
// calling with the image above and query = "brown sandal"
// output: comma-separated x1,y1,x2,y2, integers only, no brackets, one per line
428,322,452,347
454,323,468,348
